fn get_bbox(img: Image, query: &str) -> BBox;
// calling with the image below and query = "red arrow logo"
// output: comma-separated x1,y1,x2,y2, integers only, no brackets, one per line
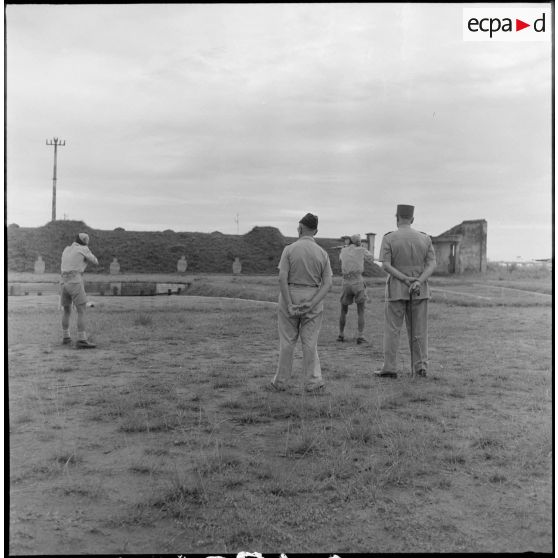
516,19,530,31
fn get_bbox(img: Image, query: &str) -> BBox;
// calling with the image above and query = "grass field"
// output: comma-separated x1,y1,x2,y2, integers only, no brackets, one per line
7,273,552,553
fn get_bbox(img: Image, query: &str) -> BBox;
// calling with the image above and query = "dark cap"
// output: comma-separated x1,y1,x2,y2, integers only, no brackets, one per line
299,213,318,229
396,204,414,218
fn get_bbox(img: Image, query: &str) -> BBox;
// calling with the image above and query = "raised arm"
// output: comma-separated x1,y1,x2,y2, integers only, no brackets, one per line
81,246,99,266
363,248,376,265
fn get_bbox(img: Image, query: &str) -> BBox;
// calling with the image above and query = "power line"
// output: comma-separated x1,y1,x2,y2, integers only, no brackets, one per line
46,137,66,221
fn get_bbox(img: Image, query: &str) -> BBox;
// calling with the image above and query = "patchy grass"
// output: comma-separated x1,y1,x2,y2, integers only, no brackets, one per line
7,273,552,554
133,312,154,326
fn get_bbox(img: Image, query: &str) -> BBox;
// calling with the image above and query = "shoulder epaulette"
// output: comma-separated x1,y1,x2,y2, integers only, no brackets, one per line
384,231,394,236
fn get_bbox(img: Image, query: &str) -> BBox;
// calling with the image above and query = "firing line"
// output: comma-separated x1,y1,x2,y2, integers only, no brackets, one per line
476,284,551,297
182,295,278,306
430,288,492,300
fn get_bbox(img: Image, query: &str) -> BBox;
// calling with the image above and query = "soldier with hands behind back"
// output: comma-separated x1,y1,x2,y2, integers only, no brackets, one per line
375,205,436,378
270,213,333,393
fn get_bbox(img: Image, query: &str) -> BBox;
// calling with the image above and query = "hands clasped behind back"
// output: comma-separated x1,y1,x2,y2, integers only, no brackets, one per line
288,302,312,317
285,287,321,318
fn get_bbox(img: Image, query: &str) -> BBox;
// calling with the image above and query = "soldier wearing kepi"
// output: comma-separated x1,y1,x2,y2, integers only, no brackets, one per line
375,205,436,378
60,232,99,348
337,234,375,344
270,213,333,392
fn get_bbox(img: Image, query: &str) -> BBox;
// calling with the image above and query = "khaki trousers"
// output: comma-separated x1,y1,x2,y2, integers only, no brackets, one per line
273,286,324,388
382,298,428,373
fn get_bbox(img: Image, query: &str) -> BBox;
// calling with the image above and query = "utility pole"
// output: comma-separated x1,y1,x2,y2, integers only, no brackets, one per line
235,213,239,235
46,137,66,221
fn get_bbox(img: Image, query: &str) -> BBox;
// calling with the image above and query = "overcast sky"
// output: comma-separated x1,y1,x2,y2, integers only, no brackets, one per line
6,3,552,260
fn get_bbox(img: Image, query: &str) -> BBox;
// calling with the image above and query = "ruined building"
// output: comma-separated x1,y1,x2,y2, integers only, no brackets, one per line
340,224,487,275
431,219,487,274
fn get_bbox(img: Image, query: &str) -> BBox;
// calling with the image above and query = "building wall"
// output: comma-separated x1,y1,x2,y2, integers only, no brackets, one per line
433,242,454,274
458,220,487,273
432,219,487,274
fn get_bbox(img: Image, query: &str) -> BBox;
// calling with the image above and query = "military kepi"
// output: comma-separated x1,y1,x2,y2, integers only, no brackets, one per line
396,204,414,218
299,212,318,229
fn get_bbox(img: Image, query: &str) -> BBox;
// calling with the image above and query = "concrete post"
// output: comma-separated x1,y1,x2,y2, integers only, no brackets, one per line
366,233,376,259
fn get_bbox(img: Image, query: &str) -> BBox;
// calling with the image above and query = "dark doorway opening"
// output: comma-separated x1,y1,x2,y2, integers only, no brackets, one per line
449,243,456,273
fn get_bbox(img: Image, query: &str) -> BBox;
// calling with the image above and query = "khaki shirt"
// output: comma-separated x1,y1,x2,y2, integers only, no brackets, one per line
379,225,436,301
278,236,332,286
339,245,375,280
61,242,98,277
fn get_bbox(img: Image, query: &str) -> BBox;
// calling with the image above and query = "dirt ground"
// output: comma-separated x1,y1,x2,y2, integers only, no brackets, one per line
7,276,553,554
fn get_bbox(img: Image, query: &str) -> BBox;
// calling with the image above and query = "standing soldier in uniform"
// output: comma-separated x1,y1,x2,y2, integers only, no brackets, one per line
337,233,376,344
60,232,99,348
375,205,436,378
270,213,333,392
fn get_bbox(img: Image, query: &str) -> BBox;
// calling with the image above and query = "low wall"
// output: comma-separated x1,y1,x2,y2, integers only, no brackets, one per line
7,280,191,297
